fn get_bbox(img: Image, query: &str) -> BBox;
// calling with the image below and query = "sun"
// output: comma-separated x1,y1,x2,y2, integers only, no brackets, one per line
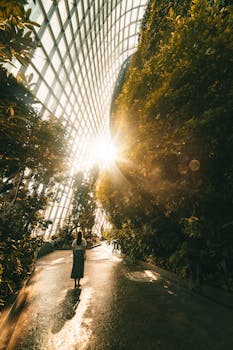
89,138,117,169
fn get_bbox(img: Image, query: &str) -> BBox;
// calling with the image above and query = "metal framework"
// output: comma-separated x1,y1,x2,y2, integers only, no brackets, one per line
12,0,147,237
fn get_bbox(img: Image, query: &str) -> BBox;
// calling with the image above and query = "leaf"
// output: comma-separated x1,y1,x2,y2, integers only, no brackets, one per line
168,7,174,18
25,24,34,30
14,53,29,66
25,20,40,27
28,72,33,83
16,71,26,83
7,283,14,294
25,8,32,20
24,31,32,39
9,107,14,116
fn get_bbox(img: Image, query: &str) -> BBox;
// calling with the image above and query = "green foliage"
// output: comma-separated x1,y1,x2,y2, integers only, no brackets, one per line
53,221,101,250
101,227,114,241
0,68,66,183
85,232,100,247
0,68,67,306
0,235,42,306
0,0,67,307
0,0,39,66
71,167,99,231
99,0,233,289
53,167,99,249
51,221,73,249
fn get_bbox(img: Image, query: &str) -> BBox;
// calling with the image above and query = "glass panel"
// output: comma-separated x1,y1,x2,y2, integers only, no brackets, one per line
37,82,49,103
58,0,67,25
47,96,56,110
116,3,121,20
65,25,73,46
125,11,131,26
60,94,68,107
83,0,88,16
64,57,70,70
77,1,83,21
71,11,78,32
31,47,46,69
42,28,54,54
28,2,43,24
126,0,134,12
129,23,136,36
90,4,95,23
50,11,61,39
133,0,143,7
67,83,72,95
80,24,85,41
43,0,52,13
138,6,145,20
58,37,67,57
43,66,55,84
131,8,138,21
51,50,61,68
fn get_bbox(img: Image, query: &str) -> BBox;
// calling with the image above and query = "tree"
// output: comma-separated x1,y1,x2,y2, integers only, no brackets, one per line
0,0,67,307
0,67,67,305
71,167,98,232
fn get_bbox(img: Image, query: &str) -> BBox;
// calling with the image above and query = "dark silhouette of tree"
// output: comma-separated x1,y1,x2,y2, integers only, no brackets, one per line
0,0,67,307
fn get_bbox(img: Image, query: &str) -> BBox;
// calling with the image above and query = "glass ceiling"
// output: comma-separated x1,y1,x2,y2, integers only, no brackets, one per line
12,0,147,237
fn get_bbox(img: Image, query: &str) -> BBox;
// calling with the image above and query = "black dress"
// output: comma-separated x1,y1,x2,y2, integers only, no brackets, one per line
71,239,86,279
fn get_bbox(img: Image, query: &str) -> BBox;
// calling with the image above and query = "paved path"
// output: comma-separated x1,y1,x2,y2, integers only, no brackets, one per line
0,243,232,350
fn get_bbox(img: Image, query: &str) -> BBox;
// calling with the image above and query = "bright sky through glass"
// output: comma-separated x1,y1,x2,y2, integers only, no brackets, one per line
13,0,148,235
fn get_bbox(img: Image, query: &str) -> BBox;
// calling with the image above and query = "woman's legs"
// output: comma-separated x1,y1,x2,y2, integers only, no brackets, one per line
74,278,81,288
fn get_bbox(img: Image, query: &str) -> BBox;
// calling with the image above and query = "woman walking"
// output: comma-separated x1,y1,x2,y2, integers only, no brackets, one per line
71,230,87,288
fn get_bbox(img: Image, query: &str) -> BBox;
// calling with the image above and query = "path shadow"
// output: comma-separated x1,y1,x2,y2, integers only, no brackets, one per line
51,288,81,334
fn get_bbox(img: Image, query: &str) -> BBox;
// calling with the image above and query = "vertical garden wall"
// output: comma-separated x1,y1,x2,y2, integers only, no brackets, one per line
97,0,233,289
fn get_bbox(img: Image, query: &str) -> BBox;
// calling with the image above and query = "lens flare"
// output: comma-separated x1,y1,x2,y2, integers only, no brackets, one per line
89,139,117,169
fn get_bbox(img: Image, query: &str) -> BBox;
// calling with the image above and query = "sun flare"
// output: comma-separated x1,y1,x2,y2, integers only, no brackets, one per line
89,138,118,169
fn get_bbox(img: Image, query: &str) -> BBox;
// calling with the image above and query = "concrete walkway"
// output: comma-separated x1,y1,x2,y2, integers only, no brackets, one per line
0,243,232,350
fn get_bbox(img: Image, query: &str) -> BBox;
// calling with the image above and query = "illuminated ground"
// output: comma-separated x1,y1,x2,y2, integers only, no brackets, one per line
0,243,232,350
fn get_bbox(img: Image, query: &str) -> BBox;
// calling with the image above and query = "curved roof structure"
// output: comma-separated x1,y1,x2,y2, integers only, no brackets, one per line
13,0,147,236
